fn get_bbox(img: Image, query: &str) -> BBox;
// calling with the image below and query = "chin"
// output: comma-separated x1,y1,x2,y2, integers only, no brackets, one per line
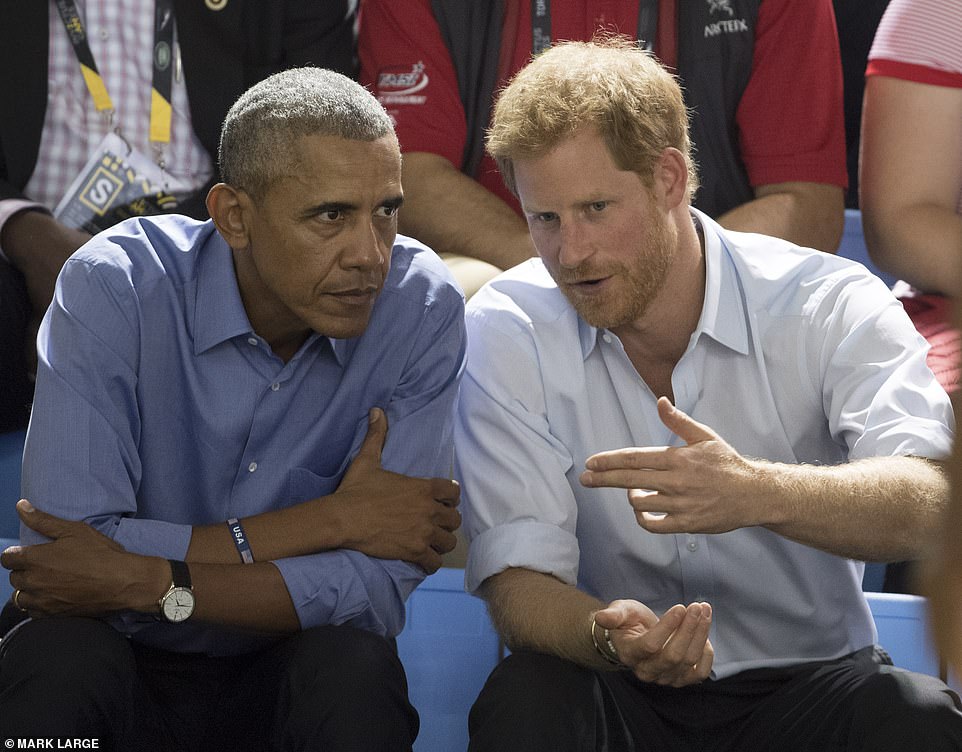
314,316,372,340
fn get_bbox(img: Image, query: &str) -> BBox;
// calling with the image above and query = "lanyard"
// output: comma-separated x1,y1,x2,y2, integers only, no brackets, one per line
531,0,661,55
54,0,175,165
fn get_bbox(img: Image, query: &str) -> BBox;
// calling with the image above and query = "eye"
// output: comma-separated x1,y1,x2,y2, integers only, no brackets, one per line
534,212,558,224
588,201,607,213
319,209,342,222
375,204,399,218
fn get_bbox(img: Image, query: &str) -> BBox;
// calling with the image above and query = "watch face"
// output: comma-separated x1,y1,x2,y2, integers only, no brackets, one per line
162,587,195,623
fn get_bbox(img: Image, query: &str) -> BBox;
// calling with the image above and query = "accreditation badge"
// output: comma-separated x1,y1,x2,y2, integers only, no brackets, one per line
54,132,188,234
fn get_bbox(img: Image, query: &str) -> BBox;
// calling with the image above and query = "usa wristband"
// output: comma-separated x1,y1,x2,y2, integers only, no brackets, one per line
227,517,254,564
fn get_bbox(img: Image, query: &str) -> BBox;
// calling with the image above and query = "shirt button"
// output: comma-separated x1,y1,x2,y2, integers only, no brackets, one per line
270,382,280,392
602,333,613,344
100,29,110,40
247,337,258,346
687,539,699,552
248,462,257,473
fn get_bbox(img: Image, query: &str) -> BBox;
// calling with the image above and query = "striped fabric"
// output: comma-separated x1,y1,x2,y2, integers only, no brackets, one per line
867,0,962,87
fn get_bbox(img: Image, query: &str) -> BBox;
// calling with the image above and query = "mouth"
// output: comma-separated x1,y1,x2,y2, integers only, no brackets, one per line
565,275,613,292
326,287,379,305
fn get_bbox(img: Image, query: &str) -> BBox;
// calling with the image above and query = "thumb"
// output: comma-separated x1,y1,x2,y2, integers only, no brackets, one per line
657,397,716,445
16,499,68,539
354,407,389,468
593,599,658,630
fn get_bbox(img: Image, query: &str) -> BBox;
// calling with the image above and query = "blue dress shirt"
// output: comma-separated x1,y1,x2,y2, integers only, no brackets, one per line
21,215,466,655
456,209,953,679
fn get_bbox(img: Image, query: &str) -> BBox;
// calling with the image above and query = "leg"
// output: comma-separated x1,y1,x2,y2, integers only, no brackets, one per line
468,651,683,752
0,618,170,750
722,648,962,751
207,625,418,752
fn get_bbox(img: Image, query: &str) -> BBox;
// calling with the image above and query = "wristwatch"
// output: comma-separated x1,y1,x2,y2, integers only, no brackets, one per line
159,559,195,623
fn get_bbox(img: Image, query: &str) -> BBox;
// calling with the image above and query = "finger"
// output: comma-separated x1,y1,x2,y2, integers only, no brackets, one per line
430,477,461,506
418,548,443,575
581,467,670,490
0,544,24,571
676,603,714,668
431,528,458,555
635,603,687,655
584,447,672,473
436,505,462,533
354,408,389,467
656,398,717,446
634,509,687,535
16,499,70,539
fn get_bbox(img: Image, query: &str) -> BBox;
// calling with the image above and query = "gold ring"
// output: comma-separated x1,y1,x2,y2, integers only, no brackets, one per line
13,588,26,612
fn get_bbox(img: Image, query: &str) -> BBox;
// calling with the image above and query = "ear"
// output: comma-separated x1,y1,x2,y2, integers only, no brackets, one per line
206,183,252,250
653,147,690,210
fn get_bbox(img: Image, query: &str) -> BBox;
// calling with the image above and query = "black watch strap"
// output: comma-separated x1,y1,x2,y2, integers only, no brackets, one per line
168,559,192,589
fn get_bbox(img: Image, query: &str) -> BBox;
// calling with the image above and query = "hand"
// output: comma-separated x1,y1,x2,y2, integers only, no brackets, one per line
1,499,164,618
330,408,461,573
580,397,761,534
594,598,713,687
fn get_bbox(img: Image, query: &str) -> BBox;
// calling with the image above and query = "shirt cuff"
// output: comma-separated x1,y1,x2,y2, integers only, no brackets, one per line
465,520,580,594
0,200,51,262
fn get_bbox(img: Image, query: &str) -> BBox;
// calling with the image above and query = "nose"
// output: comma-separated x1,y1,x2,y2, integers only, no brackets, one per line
341,219,385,271
557,220,594,270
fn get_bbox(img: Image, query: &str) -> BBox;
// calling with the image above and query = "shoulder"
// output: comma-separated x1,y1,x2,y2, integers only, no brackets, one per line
717,224,893,321
380,233,465,314
466,259,572,333
63,215,215,300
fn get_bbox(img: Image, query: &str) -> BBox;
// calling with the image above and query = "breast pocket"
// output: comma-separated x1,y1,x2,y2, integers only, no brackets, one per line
286,413,370,504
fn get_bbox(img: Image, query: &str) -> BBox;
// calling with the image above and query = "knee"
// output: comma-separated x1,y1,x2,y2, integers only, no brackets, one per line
2,618,136,695
0,618,138,736
470,651,598,726
854,669,962,746
285,625,407,701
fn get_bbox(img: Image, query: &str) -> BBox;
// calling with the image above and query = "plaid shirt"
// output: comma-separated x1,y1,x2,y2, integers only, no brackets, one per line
0,0,213,253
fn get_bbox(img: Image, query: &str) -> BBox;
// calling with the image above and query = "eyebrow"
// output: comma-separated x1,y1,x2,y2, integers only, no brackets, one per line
301,194,404,219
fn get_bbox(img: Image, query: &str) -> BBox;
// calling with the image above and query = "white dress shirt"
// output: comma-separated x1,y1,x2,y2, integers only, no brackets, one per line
455,208,953,679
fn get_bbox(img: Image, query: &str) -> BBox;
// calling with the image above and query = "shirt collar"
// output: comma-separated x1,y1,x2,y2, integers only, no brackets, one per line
192,228,253,355
577,207,750,359
191,228,344,362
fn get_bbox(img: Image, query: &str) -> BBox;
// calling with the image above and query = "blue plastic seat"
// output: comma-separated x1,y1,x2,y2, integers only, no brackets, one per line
397,567,501,752
864,591,940,676
838,208,898,288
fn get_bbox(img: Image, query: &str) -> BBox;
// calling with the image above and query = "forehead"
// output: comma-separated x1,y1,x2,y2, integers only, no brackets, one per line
514,129,638,209
273,133,402,199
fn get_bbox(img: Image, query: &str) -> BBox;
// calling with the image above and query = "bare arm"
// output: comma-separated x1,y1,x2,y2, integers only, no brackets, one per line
716,181,845,253
399,152,535,269
481,567,713,687
582,398,947,562
3,500,303,633
860,76,962,294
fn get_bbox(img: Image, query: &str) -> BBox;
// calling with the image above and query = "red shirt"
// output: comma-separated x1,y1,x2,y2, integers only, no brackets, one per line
360,0,846,214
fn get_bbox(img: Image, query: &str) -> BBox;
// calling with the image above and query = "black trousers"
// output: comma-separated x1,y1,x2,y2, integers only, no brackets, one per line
0,617,418,751
469,648,962,752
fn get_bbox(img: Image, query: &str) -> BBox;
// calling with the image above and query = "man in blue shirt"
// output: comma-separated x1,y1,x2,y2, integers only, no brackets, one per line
0,68,465,751
456,39,962,750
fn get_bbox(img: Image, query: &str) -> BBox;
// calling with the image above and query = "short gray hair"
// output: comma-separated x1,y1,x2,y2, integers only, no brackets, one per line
219,67,396,197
